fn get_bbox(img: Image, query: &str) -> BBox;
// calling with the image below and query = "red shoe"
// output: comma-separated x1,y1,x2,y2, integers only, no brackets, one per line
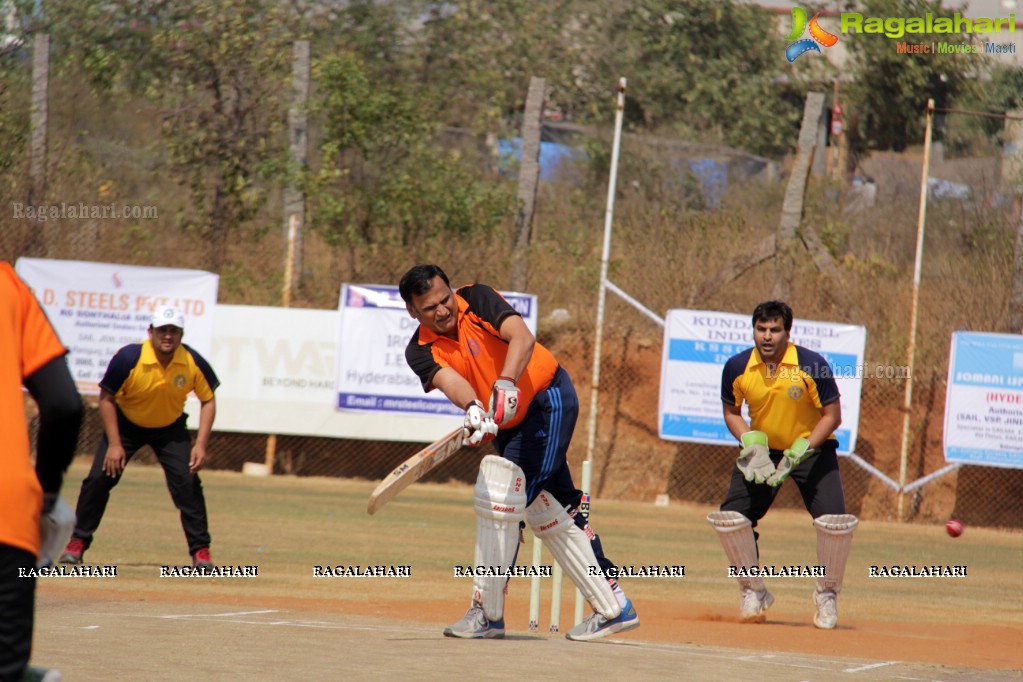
59,538,85,565
192,547,213,570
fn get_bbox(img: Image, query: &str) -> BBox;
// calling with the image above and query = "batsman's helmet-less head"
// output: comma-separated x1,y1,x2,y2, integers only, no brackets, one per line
399,264,451,304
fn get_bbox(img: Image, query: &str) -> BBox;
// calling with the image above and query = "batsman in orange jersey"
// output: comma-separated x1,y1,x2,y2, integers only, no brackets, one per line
399,263,640,642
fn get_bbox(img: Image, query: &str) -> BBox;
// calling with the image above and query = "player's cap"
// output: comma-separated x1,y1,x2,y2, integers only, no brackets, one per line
150,305,185,329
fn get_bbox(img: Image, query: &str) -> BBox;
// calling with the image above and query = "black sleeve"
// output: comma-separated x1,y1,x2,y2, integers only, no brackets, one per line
24,355,83,495
98,344,143,395
720,349,753,406
405,328,441,393
183,343,220,392
458,284,520,330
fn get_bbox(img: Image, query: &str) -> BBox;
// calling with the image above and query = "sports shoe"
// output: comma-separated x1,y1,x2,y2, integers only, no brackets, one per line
192,547,213,570
813,588,838,629
564,598,640,642
58,538,85,565
739,587,774,623
24,667,62,682
442,602,505,639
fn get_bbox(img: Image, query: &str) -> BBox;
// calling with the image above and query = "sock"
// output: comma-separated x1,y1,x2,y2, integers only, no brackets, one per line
612,582,627,609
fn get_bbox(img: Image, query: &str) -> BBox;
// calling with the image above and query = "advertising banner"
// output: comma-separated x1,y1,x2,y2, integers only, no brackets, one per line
335,284,538,417
944,332,1023,469
659,309,865,454
15,258,217,395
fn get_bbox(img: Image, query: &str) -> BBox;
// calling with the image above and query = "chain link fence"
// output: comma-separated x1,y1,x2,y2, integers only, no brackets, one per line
7,70,1022,530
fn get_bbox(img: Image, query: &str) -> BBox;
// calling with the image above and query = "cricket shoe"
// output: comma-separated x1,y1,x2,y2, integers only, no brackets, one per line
564,598,640,642
813,588,838,629
58,538,85,565
739,587,774,623
443,602,505,639
192,547,214,570
24,667,62,682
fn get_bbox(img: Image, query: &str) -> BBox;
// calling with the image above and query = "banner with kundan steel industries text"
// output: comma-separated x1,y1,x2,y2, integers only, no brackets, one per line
335,284,538,417
659,309,865,454
944,331,1023,469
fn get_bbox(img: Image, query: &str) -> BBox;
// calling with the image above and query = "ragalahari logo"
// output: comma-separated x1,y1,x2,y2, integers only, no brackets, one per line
786,7,839,62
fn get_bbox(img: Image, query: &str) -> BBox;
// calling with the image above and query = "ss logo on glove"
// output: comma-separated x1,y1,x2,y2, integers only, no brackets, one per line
489,377,520,426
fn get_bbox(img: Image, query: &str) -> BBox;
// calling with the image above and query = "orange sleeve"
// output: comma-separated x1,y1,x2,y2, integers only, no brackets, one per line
0,261,66,556
8,264,67,377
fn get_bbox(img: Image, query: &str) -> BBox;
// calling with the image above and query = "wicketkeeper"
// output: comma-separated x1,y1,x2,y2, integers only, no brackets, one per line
708,300,858,629
399,263,640,642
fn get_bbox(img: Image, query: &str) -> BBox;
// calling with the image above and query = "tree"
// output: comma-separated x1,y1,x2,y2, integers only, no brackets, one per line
411,0,584,134
577,0,806,156
843,0,974,153
407,0,804,157
148,1,293,271
0,39,32,258
33,0,295,272
309,51,512,263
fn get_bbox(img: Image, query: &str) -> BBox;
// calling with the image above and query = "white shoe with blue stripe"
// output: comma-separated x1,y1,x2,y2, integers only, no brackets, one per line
564,598,640,642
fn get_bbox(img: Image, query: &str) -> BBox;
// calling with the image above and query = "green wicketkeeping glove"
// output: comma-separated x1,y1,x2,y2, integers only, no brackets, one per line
766,438,813,487
736,431,775,484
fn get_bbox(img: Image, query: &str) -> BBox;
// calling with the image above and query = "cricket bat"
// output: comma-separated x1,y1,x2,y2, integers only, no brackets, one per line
367,427,466,515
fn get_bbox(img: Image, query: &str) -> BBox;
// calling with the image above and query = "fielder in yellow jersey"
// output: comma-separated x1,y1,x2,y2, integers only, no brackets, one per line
60,306,219,569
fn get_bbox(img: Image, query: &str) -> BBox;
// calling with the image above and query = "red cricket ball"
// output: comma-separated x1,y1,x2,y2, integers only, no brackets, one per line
946,519,964,538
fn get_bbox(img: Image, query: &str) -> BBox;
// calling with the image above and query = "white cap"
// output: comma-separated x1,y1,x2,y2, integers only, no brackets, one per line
150,305,185,329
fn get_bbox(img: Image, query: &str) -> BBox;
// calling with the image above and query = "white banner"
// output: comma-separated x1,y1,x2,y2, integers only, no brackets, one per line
659,309,865,455
211,305,454,441
335,284,538,417
944,331,1023,469
14,258,218,395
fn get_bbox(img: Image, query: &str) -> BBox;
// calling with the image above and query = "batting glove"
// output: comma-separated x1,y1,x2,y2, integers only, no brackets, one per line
766,437,813,487
38,494,76,569
488,376,520,426
736,430,775,484
463,400,499,447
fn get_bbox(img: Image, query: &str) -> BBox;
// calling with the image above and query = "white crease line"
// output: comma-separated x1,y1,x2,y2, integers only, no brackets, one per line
844,661,899,673
161,609,280,619
615,640,920,675
595,640,839,672
156,612,433,634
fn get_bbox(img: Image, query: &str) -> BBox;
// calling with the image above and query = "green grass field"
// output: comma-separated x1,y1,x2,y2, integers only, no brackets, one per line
36,456,1023,677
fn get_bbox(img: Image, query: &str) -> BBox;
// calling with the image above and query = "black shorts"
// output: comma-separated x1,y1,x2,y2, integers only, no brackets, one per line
720,443,847,527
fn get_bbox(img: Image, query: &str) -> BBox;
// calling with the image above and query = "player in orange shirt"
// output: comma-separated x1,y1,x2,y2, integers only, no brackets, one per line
399,263,639,642
0,262,83,681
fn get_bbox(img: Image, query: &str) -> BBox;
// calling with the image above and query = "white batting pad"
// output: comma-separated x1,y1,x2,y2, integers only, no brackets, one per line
813,514,858,593
526,491,620,620
706,510,764,592
473,455,528,621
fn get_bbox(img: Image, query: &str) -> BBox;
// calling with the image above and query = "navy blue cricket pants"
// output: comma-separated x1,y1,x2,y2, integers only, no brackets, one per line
493,366,618,576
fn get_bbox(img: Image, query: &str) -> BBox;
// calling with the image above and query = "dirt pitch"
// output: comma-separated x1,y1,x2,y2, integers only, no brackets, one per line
29,460,1023,681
